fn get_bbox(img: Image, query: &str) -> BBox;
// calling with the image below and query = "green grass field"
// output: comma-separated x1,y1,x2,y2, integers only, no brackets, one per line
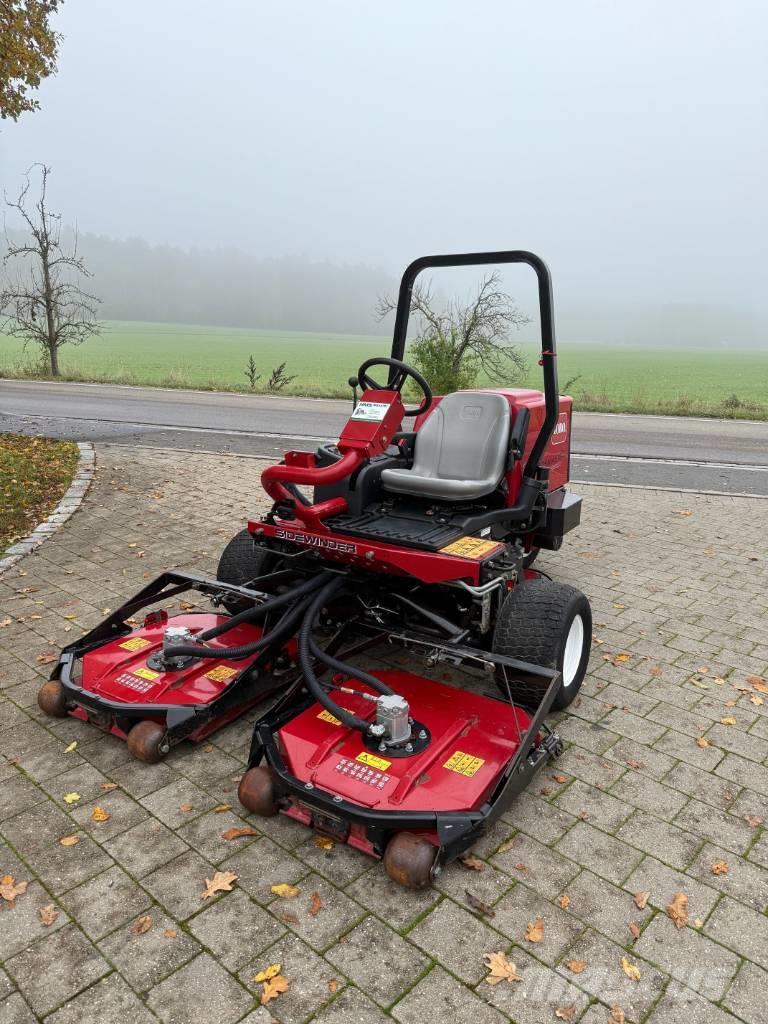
1,321,766,418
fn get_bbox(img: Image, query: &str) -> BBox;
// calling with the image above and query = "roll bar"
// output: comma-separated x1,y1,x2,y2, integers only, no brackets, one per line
389,250,559,480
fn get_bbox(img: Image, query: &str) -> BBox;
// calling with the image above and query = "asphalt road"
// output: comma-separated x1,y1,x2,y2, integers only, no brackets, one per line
2,379,767,495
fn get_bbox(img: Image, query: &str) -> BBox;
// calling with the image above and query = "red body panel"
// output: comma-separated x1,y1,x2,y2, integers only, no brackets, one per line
80,614,264,706
278,670,531,814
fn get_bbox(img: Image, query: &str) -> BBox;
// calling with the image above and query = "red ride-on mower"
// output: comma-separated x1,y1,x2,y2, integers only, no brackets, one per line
233,250,593,887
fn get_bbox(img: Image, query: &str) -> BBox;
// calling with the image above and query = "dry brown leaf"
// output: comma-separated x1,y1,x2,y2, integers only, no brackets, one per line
39,903,59,926
313,835,334,850
552,773,569,784
309,892,323,916
496,837,516,854
91,806,111,822
674,509,693,516
203,744,214,753
625,759,644,770
633,891,650,910
270,883,300,898
278,911,299,925
629,922,641,940
36,653,57,664
750,695,765,706
164,929,177,939
555,1005,577,1021
100,782,118,791
525,918,545,943
695,737,711,748
514,862,529,873
720,716,737,726
609,1008,626,1024
621,956,641,981
213,804,232,813
260,974,290,1005
222,826,259,841
465,890,495,918
484,951,523,985
130,914,153,935
711,861,729,875
59,835,80,847
745,815,764,829
0,876,28,904
649,666,663,677
328,978,339,994
557,893,571,910
458,853,485,871
748,677,768,694
201,870,238,900
253,963,282,983
179,803,194,813
666,892,688,929
564,959,587,974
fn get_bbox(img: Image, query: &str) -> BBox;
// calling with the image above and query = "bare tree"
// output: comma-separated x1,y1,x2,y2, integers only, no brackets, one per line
1,164,100,376
376,271,530,394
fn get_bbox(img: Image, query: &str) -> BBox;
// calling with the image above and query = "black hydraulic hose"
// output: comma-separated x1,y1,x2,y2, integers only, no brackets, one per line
199,573,327,641
297,578,373,733
307,636,395,696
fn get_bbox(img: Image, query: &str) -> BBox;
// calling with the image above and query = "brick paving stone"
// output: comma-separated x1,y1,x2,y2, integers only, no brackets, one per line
58,865,152,941
646,980,743,1024
325,915,429,1007
623,855,720,922
139,777,218,830
408,899,501,985
555,821,643,885
662,761,738,810
0,880,70,960
688,842,768,911
141,848,220,921
187,888,285,970
561,868,653,944
633,912,740,1000
0,993,37,1024
68,788,149,842
704,896,768,970
434,855,513,905
490,831,581,898
44,974,157,1024
608,772,689,822
490,881,585,964
556,779,633,832
269,871,365,953
146,952,252,1024
22,831,114,896
97,909,201,993
480,945,591,1024
293,834,373,887
0,970,13,1000
344,866,441,931
239,933,345,1024
101,816,189,877
391,965,505,1024
225,836,310,905
674,798,756,855
4,924,109,1018
549,745,627,788
722,961,768,1024
310,986,390,1024
603,736,678,781
615,809,703,871
176,807,259,865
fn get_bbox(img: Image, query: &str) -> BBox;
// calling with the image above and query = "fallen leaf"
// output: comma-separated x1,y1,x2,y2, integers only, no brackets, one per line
328,978,339,994
633,891,650,910
130,914,153,935
564,959,587,974
201,870,238,900
497,837,516,854
625,759,644,770
748,676,768,694
203,744,214,753
674,509,693,516
278,911,300,925
514,862,529,873
213,804,232,813
36,653,57,664
459,853,485,871
260,974,289,1005
713,676,726,685
666,892,688,929
720,717,737,726
629,922,641,940
552,773,569,784
465,890,495,918
750,695,764,706
695,737,711,748
0,616,12,627
649,666,663,677
313,835,334,850
59,835,80,847
525,918,545,943
164,929,177,939
609,1008,626,1024
484,951,523,985
694,917,704,928
100,782,118,791
270,883,300,898
0,875,28,904
39,903,59,926
91,806,111,822
64,741,77,753
63,792,81,804
696,666,710,674
613,653,631,664
555,1005,577,1021
745,815,764,829
557,894,571,910
711,861,730,875
621,956,641,981
253,963,282,983
179,803,194,812
222,826,259,841
309,892,323,916
689,680,709,690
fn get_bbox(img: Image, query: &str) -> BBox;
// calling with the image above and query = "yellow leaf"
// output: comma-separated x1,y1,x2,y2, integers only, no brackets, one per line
313,835,334,850
213,804,232,813
614,653,631,663
253,963,282,983
91,806,110,822
720,717,737,726
484,951,523,985
201,871,238,900
270,883,300,898
525,918,545,943
63,792,81,804
64,741,77,753
666,892,688,929
621,956,641,981
260,974,289,1005
59,835,80,847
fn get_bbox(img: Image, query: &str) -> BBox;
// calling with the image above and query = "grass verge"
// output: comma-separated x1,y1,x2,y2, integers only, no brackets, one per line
0,434,79,552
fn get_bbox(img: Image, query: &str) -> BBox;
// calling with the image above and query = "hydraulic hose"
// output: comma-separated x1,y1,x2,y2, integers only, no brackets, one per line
199,573,328,641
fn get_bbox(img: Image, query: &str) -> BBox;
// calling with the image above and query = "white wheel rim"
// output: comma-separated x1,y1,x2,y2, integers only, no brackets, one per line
562,615,585,688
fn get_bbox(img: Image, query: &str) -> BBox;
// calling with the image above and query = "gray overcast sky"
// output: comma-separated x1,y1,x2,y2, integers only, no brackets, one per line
2,0,767,325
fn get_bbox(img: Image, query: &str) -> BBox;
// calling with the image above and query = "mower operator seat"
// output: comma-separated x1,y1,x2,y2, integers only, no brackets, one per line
381,391,511,502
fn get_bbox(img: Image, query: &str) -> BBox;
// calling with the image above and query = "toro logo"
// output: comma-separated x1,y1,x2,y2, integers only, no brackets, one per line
551,412,569,446
274,529,357,554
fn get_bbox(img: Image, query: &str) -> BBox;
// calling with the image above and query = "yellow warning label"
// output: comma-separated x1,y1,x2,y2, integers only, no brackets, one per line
133,667,160,681
119,636,151,652
204,665,238,683
356,751,391,771
440,537,502,560
318,709,342,726
443,750,485,777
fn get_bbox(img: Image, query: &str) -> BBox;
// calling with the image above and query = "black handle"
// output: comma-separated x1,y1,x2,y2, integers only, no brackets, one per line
389,250,559,480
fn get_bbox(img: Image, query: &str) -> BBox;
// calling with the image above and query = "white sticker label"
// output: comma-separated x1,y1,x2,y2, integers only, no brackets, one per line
350,401,389,422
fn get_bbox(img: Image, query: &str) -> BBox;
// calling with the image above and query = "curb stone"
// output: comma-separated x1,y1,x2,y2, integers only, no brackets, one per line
0,441,95,576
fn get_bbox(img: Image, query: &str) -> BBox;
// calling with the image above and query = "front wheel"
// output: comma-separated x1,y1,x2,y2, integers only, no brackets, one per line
217,529,281,614
492,581,592,710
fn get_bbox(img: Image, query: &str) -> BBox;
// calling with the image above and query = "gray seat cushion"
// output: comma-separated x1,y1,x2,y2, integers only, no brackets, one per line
381,391,510,501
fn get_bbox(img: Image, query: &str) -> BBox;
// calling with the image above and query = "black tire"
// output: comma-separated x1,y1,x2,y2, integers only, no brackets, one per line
217,529,280,614
492,580,592,710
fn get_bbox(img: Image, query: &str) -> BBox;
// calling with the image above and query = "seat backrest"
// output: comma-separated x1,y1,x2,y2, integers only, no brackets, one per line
412,391,511,484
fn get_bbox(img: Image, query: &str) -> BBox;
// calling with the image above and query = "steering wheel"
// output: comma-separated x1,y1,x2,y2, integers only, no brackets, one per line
356,357,433,417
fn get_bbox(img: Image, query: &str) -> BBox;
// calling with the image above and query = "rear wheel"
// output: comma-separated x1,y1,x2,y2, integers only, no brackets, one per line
217,529,281,614
38,680,68,718
492,580,592,710
383,833,439,889
238,766,279,816
126,720,169,763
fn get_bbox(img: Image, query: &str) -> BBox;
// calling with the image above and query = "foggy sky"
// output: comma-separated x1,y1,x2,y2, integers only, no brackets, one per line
2,0,767,338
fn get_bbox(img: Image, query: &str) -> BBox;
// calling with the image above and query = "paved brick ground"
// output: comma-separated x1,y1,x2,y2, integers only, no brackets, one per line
1,444,767,1024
